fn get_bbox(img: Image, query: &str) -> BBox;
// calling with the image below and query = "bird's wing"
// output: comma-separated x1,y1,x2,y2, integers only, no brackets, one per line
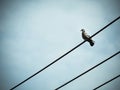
84,32,91,38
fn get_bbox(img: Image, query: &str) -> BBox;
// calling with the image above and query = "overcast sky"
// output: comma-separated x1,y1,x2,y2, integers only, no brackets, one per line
0,0,120,90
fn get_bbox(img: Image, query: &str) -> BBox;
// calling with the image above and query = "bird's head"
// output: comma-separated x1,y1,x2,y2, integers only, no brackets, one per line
81,29,85,32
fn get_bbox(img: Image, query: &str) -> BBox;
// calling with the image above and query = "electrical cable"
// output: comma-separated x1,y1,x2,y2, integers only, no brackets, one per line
55,51,120,90
93,74,120,90
10,16,120,90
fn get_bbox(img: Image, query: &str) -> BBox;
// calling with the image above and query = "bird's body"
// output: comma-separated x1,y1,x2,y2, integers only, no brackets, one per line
81,29,95,46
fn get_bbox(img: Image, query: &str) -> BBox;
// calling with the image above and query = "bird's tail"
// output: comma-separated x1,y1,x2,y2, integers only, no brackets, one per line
89,39,95,46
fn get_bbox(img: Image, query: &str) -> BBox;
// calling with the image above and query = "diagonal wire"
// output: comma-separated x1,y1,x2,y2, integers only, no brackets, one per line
10,16,120,90
93,74,120,90
55,51,120,90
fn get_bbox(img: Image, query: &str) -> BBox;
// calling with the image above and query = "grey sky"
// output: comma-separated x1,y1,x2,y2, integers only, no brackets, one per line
0,0,120,90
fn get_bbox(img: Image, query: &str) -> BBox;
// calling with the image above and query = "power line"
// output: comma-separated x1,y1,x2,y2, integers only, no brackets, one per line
55,51,120,90
90,16,120,38
10,16,120,90
93,74,120,90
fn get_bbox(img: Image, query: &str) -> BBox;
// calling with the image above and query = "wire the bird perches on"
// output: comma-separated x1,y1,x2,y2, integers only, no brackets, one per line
10,16,120,90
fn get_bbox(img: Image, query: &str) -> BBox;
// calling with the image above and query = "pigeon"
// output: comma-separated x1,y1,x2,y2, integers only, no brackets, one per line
81,29,95,46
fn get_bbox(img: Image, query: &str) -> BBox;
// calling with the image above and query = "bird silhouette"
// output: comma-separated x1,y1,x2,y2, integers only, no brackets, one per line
81,29,95,46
